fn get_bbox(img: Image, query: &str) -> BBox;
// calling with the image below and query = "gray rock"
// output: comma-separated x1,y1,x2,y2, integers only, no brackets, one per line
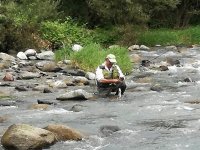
72,44,83,52
36,61,61,72
140,45,150,50
128,45,140,51
56,89,93,100
36,51,54,60
24,49,37,57
0,53,15,61
85,72,96,80
19,71,41,80
100,125,121,136
74,76,89,85
17,52,28,60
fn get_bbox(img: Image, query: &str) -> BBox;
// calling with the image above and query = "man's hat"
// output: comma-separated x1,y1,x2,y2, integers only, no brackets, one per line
106,54,117,63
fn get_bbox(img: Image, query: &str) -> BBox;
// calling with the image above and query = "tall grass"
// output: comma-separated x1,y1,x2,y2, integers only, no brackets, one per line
69,43,132,74
138,26,200,46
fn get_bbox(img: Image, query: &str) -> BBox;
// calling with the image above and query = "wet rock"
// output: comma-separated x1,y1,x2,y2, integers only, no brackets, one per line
135,77,152,83
100,125,121,136
15,85,29,91
47,80,67,88
150,84,163,92
44,124,83,141
1,124,56,150
37,99,56,105
64,69,86,76
29,104,49,110
56,89,93,101
36,61,61,72
43,88,53,93
70,104,85,112
183,77,193,82
74,76,89,85
3,72,14,81
166,58,180,66
141,60,151,67
130,54,142,63
19,71,41,80
0,101,16,106
32,85,50,91
0,116,8,123
159,66,169,71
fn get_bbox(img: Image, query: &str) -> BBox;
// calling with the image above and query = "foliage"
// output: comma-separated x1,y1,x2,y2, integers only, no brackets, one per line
40,18,94,50
69,43,132,74
87,0,148,25
0,0,60,52
138,26,200,46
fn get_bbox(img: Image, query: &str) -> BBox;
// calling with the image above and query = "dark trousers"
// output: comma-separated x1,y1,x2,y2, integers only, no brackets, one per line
97,81,126,96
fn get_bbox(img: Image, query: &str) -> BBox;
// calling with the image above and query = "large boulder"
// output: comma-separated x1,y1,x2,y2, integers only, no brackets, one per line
1,124,56,150
17,52,28,60
24,49,37,57
56,89,93,100
44,124,83,141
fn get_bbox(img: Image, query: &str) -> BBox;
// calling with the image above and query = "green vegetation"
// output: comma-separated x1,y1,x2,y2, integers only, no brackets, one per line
69,43,132,74
138,26,200,46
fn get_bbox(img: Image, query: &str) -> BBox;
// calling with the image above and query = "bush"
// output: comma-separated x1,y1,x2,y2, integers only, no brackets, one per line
40,18,94,50
69,43,132,74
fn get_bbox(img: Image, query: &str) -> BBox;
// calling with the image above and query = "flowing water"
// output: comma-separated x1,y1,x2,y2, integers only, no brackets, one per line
1,47,200,150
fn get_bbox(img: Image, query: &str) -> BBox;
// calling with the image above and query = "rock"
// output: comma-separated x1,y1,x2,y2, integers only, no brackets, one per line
36,61,61,72
44,124,83,141
17,52,28,60
64,69,86,76
15,85,29,91
72,44,83,52
24,49,37,57
183,77,193,82
141,60,151,67
166,58,180,66
1,124,55,150
0,116,8,123
165,45,177,50
29,104,49,110
63,60,72,65
47,80,67,88
3,72,14,81
0,53,15,61
19,71,41,80
130,54,142,63
150,84,163,92
128,45,140,51
100,125,121,136
85,72,96,80
37,99,57,105
43,88,53,93
74,76,89,85
108,45,120,49
0,61,11,70
159,66,169,71
36,51,54,60
0,101,16,106
140,45,150,50
70,104,85,112
56,89,93,100
32,85,50,91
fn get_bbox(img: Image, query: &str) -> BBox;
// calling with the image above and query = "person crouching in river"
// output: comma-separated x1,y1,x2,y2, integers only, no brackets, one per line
95,54,126,97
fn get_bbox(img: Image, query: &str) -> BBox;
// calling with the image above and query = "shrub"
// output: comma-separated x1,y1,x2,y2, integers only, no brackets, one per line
69,43,132,74
40,18,94,50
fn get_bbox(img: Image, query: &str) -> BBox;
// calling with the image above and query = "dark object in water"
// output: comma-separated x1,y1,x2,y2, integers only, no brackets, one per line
141,60,151,67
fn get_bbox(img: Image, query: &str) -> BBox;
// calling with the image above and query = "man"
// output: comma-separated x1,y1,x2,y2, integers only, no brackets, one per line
95,54,126,97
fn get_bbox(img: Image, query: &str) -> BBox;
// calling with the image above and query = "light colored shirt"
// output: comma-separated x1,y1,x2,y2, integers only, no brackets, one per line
96,62,125,81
